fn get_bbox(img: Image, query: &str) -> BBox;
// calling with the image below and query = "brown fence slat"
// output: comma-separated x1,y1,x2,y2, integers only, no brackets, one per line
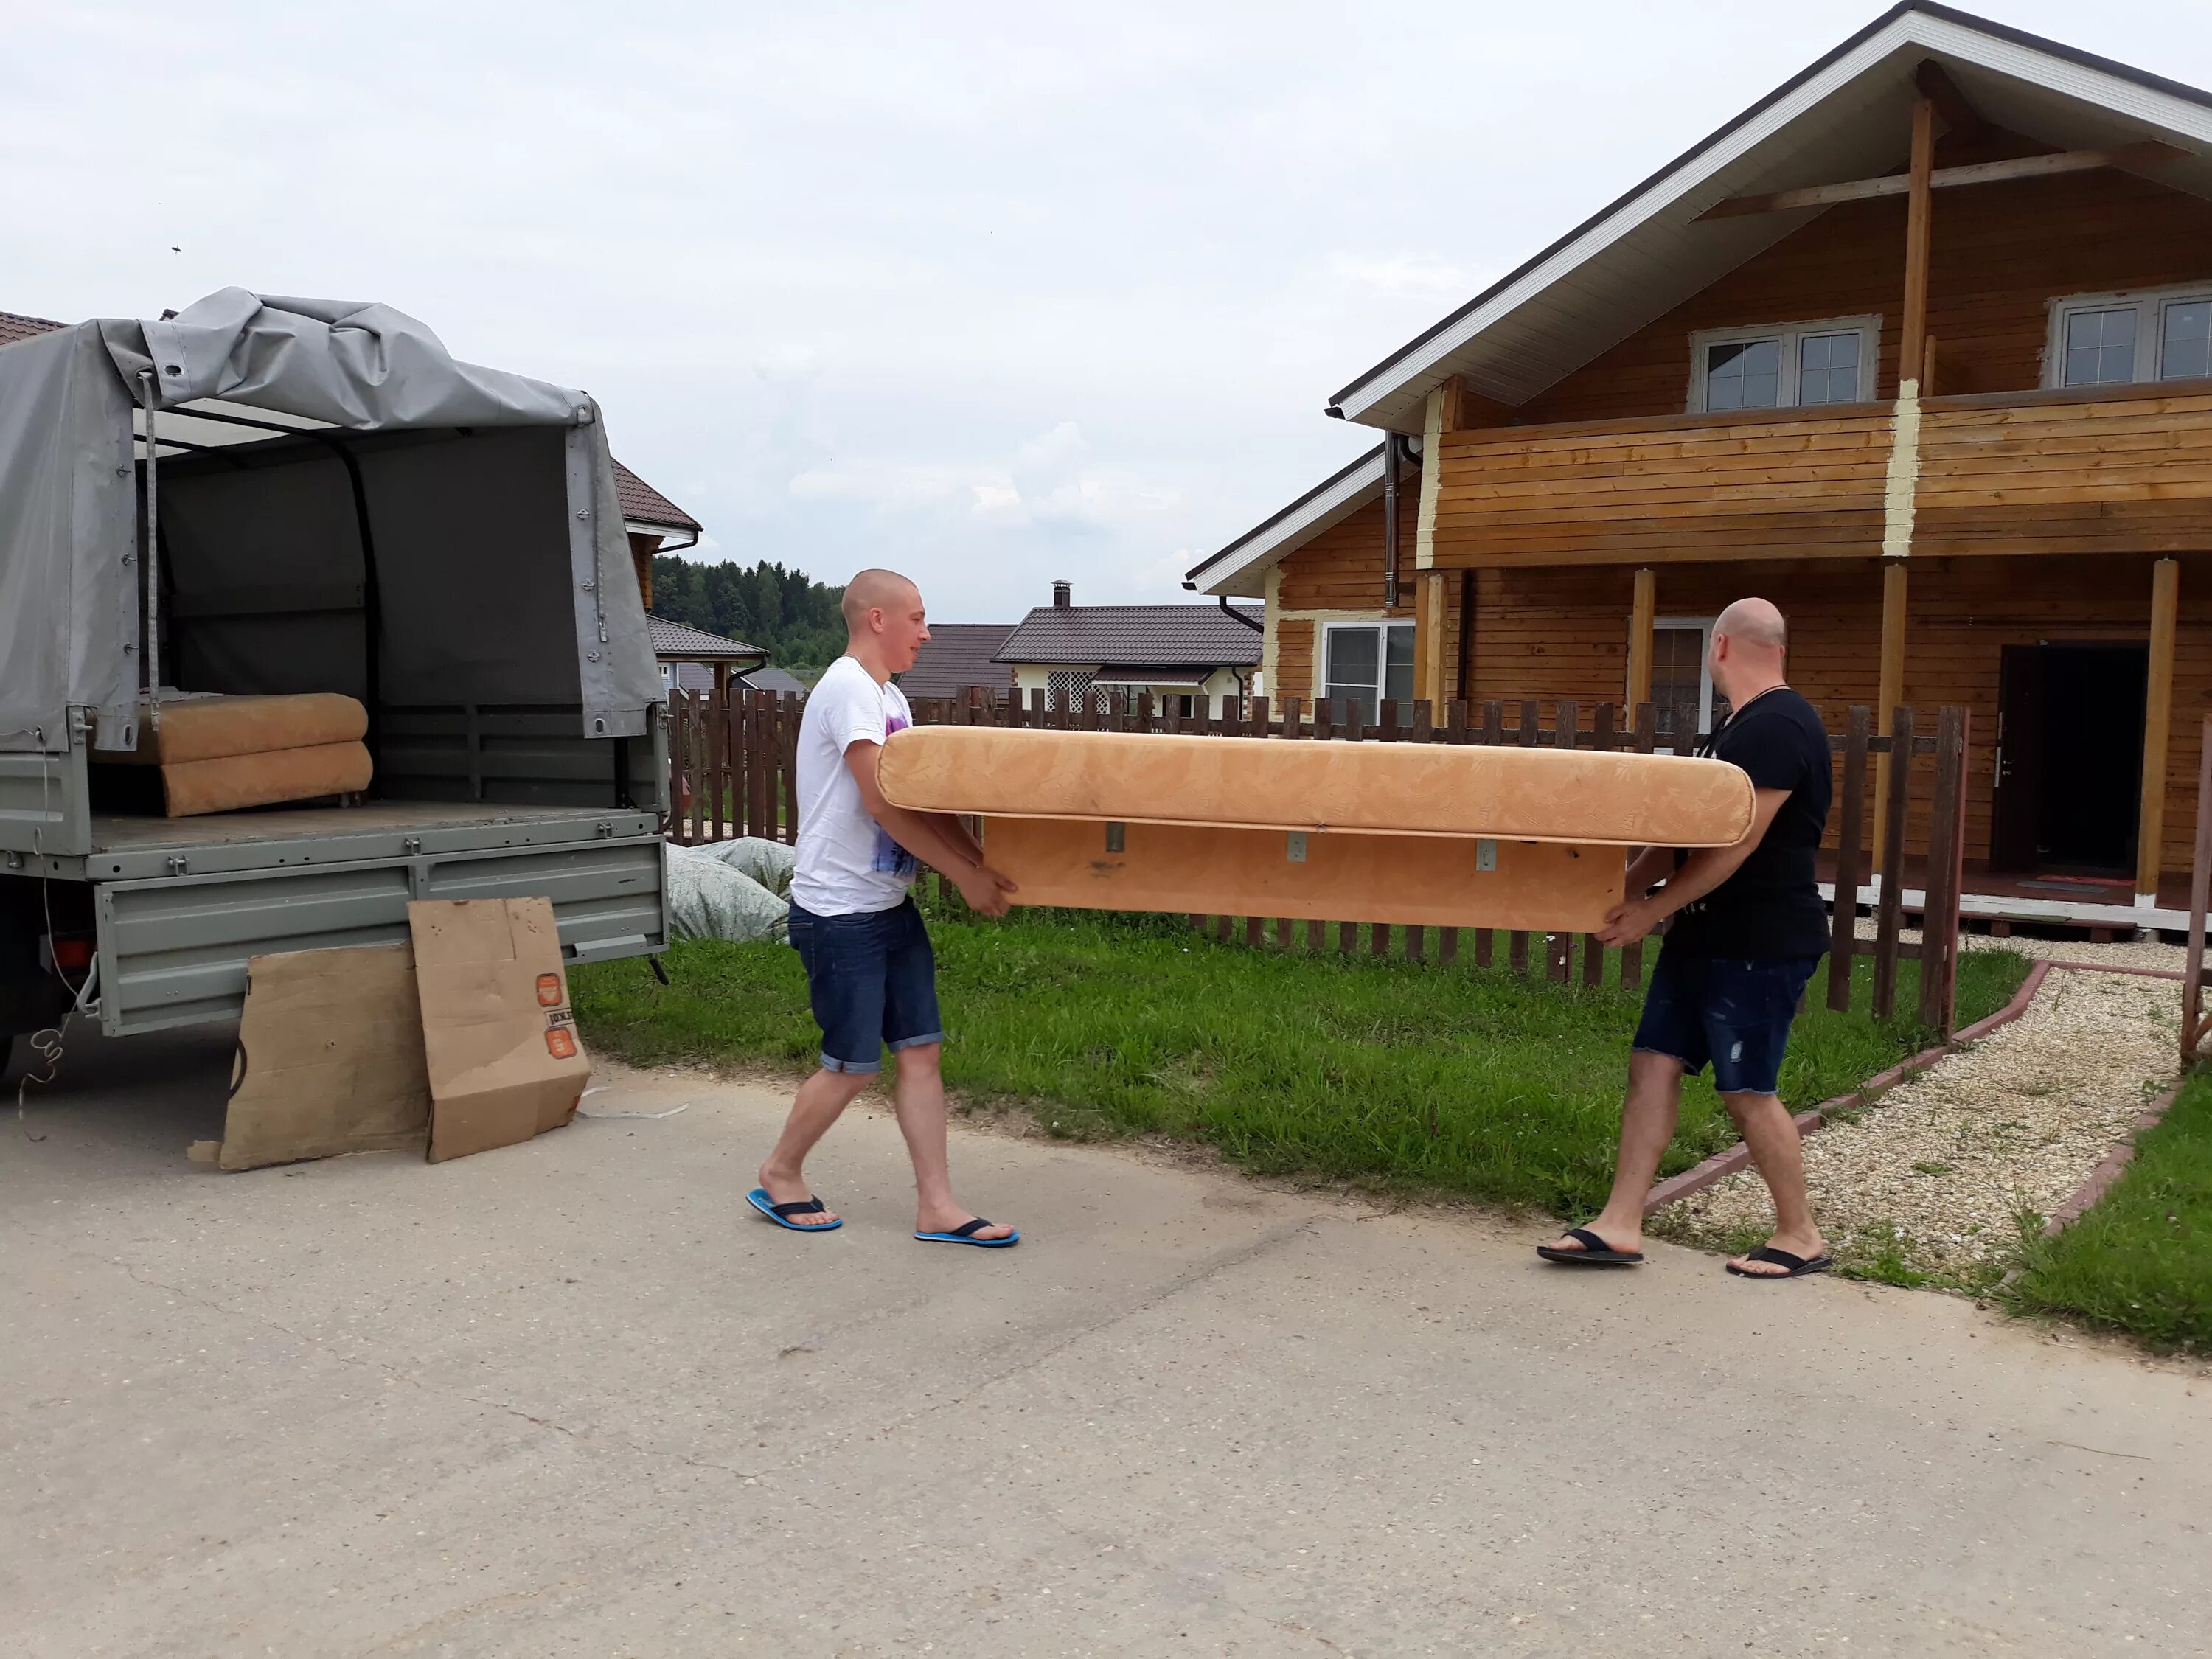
1871,705,1913,1020
1826,705,1871,1011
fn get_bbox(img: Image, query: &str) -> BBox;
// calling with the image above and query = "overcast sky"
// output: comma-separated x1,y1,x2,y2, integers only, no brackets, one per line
7,1,2208,622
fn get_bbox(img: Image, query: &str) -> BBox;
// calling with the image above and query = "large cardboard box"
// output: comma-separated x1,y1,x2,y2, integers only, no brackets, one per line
406,897,591,1164
192,942,433,1171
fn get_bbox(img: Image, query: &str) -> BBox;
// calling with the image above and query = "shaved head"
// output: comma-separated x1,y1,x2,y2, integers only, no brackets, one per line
1714,597,1787,652
841,568,920,633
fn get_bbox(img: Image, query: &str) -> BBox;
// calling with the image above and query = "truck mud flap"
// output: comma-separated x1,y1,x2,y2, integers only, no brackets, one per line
93,838,667,1036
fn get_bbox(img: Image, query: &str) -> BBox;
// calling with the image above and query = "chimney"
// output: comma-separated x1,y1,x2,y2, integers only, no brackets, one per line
1051,579,1072,608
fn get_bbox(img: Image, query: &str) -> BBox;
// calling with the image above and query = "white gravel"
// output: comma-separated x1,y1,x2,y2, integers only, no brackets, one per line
1657,964,2179,1281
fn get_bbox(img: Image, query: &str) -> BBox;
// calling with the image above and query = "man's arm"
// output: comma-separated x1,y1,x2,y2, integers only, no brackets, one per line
843,740,1018,917
1595,787,1792,947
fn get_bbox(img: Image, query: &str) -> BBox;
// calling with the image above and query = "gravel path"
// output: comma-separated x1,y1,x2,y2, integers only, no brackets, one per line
1657,964,2179,1283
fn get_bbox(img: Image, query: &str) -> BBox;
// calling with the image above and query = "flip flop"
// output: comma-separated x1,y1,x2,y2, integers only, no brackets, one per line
914,1218,1019,1248
1535,1226,1644,1266
746,1188,843,1233
1726,1245,1832,1279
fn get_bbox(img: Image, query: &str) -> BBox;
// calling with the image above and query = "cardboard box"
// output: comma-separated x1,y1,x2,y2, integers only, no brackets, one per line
406,897,591,1164
192,942,432,1171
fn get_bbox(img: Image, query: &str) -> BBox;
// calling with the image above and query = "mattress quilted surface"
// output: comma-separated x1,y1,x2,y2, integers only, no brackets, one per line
878,726,1753,848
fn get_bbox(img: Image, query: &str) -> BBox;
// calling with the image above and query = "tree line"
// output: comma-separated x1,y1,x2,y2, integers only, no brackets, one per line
650,556,844,671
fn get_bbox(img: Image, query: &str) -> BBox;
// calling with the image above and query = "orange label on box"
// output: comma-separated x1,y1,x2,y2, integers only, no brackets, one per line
545,1028,577,1059
536,973,564,1007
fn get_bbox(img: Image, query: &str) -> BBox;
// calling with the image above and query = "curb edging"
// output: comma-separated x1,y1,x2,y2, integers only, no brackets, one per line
2040,1081,2183,1235
1640,958,2054,1218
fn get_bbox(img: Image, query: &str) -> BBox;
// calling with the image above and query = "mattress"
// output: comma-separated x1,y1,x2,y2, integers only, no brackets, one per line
159,741,375,818
106,692,370,765
876,728,1754,932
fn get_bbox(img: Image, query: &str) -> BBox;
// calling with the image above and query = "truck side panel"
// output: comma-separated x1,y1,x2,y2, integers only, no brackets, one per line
0,745,90,858
93,835,666,1035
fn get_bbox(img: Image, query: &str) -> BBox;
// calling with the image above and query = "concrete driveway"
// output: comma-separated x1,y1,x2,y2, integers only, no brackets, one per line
4,1029,2207,1658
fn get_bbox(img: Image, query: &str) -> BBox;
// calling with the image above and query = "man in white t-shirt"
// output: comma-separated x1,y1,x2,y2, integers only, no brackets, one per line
748,569,1023,1246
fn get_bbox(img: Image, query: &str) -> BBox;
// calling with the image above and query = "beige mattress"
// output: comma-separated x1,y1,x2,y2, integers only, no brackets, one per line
159,742,375,818
877,728,1752,846
108,692,369,765
876,728,1754,933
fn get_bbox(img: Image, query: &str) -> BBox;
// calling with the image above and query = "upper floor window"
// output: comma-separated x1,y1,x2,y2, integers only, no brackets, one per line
1688,317,1879,414
2048,286,2212,389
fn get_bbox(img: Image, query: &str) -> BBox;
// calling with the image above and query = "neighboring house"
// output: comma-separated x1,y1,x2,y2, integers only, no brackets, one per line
650,616,765,699
897,623,1018,702
617,463,702,609
1188,2,2212,919
997,581,1261,717
738,666,807,696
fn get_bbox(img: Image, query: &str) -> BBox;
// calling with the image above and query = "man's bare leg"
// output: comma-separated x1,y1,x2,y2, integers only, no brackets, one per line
1548,1049,1684,1256
1722,1091,1826,1275
891,1043,1013,1240
757,1068,874,1226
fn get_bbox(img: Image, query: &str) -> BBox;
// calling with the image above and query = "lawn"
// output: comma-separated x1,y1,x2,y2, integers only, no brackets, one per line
574,907,2031,1221
2001,1068,2212,1355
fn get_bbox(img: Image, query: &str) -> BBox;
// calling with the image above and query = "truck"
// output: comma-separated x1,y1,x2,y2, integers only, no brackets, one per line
0,290,669,1048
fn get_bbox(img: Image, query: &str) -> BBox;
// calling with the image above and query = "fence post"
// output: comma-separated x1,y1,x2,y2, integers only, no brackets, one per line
1871,706,1913,1020
1919,706,1966,1033
2185,713,2212,1063
1827,706,1871,1011
778,689,801,846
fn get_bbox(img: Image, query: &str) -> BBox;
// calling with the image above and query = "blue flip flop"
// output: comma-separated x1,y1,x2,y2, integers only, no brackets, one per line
747,1188,843,1233
914,1218,1019,1248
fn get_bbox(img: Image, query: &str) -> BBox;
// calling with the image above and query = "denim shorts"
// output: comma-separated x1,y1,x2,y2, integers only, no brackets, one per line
786,898,944,1075
1632,947,1822,1097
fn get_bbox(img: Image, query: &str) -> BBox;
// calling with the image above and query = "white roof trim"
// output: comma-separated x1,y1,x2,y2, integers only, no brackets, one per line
1329,4,2212,431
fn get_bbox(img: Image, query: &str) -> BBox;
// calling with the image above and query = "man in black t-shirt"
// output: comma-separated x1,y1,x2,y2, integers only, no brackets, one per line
1538,598,1834,1281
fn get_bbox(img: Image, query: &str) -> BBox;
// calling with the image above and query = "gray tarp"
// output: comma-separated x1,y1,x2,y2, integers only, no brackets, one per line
0,288,662,751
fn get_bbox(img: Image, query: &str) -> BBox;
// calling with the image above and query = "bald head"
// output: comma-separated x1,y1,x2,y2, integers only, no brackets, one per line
1714,597,1787,653
841,568,920,634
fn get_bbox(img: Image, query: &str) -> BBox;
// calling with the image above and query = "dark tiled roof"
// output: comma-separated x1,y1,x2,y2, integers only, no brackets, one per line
740,666,807,695
647,614,763,660
613,460,702,532
996,604,1262,669
0,309,65,347
897,624,1018,699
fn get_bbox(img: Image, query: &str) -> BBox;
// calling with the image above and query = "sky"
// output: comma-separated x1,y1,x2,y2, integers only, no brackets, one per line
6,0,2210,623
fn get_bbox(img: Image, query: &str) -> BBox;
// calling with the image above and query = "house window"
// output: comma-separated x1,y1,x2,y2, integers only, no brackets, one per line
1688,318,1879,413
1321,622,1414,726
2048,285,2212,388
1649,619,1731,753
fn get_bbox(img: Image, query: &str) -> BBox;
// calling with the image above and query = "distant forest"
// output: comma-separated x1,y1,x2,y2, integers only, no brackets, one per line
651,556,844,671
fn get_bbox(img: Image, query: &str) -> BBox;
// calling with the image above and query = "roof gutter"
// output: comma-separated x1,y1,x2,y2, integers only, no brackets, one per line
1219,594,1262,633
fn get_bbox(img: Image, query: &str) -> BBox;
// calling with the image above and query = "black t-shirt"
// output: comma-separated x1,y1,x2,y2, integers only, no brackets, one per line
1663,686,1832,959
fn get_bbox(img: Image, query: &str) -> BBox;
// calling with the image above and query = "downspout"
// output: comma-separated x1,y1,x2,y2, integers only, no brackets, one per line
1381,433,1402,609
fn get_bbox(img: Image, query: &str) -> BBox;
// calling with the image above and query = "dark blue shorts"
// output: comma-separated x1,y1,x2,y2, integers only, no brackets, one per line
786,898,944,1075
1632,947,1821,1097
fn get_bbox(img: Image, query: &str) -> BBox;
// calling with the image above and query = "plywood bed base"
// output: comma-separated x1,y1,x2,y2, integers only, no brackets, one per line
878,728,1753,933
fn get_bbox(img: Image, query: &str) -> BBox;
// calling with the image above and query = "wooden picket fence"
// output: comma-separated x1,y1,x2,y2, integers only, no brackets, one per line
676,686,1972,1034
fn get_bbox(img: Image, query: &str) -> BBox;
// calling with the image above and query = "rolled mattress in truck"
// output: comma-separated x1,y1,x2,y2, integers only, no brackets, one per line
876,726,1754,933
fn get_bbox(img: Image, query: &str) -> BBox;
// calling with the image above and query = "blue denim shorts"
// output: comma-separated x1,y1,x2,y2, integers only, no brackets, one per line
786,898,944,1075
1632,947,1822,1097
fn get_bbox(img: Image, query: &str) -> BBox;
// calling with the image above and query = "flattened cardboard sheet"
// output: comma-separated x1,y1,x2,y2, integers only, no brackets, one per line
406,897,591,1164
200,942,431,1171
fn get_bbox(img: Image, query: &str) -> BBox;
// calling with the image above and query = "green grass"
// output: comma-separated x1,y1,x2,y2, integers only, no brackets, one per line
573,908,2029,1220
2000,1068,2212,1354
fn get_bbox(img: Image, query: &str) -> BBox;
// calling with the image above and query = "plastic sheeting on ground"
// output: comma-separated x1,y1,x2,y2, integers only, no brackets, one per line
664,839,791,944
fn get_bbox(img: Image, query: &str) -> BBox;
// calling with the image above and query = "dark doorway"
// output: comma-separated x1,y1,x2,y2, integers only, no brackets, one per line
1990,642,2148,876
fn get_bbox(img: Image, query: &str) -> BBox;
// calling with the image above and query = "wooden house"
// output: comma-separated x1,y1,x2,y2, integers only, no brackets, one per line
1186,2,2212,928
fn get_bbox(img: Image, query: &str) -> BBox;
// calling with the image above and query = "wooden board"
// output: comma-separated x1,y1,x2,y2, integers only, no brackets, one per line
982,815,1624,933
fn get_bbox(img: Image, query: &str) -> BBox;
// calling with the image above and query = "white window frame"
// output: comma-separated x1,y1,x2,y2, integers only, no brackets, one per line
1319,619,1416,718
1686,316,1882,414
1650,614,1719,754
2043,282,2212,389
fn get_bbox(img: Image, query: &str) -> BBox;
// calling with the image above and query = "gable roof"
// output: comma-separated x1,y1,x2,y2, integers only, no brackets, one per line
897,623,1018,698
647,615,764,661
0,308,64,347
739,666,807,695
996,603,1262,669
1328,2,2212,433
1182,442,1389,598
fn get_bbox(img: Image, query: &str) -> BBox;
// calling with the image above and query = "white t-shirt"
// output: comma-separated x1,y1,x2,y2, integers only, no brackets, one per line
790,655,919,917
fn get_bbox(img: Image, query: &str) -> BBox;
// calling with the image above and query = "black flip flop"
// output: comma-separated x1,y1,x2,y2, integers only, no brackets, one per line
1535,1226,1644,1266
1726,1245,1832,1279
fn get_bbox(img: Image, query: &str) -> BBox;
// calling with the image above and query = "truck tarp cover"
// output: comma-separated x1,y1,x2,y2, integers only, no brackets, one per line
0,288,661,751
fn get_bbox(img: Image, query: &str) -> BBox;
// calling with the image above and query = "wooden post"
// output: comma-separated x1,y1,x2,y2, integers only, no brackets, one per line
1455,569,1475,703
1872,709,1913,1020
2183,714,2212,1062
1919,706,1965,1032
2138,556,2180,906
1414,571,1450,706
1900,97,1935,390
1827,706,1871,1012
1626,567,1656,708
1873,559,1909,873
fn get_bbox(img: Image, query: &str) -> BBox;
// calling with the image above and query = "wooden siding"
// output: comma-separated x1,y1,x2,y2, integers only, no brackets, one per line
1430,407,1894,568
1273,495,1416,613
1915,386,2212,557
1454,554,2212,875
1514,134,2212,422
